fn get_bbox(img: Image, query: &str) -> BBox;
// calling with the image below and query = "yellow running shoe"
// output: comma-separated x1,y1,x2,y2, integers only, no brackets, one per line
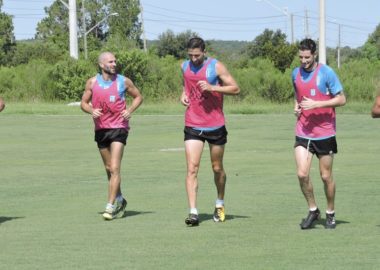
213,206,225,222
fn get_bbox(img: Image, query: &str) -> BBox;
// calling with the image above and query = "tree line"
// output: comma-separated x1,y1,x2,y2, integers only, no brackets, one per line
0,0,380,103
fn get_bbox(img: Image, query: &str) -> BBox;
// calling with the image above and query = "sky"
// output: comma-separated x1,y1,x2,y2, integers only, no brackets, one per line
2,0,380,48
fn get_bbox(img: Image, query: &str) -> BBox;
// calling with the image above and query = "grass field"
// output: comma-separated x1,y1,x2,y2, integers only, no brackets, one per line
1,107,380,269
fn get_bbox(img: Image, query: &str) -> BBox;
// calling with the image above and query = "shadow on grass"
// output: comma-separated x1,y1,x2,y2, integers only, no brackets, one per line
0,216,25,225
198,213,250,223
97,210,154,219
120,210,154,219
300,218,350,229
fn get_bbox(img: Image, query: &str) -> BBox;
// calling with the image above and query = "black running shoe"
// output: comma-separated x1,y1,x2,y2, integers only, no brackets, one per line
325,213,336,229
114,198,127,216
300,208,321,229
185,214,199,226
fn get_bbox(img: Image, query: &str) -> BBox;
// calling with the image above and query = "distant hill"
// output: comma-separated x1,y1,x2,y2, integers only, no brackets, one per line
147,39,249,58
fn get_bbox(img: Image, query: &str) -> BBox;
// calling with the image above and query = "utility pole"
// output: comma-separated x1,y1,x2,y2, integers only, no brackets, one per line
82,0,87,59
337,23,341,68
140,3,147,52
319,0,326,64
290,13,294,44
257,0,294,43
60,0,78,59
304,8,310,38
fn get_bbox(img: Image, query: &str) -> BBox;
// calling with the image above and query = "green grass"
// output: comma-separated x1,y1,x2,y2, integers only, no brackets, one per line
1,110,380,269
1,100,374,115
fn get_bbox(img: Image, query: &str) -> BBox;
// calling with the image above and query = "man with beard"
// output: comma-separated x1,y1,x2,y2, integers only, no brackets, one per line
180,37,240,226
81,52,143,220
292,39,346,229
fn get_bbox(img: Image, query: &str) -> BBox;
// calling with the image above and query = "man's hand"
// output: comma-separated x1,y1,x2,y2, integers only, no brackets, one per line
121,109,132,120
299,97,319,110
181,92,190,106
92,108,103,119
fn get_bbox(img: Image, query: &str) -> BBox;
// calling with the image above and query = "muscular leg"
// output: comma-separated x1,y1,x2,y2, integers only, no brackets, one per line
185,140,204,210
99,142,124,205
319,154,335,212
209,143,226,200
295,146,317,209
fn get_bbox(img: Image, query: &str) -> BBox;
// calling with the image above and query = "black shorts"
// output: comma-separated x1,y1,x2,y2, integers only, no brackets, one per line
95,128,129,149
184,126,228,145
294,136,337,157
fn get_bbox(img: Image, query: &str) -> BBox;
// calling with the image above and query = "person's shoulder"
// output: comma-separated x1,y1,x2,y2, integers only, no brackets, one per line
87,75,97,87
319,64,336,74
181,60,190,71
292,67,300,77
117,74,126,80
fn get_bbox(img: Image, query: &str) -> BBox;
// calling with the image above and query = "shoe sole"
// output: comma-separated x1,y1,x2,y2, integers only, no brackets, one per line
102,213,114,220
213,216,225,222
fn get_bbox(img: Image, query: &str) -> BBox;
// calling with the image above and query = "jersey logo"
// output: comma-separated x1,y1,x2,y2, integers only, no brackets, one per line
109,95,116,102
310,89,316,96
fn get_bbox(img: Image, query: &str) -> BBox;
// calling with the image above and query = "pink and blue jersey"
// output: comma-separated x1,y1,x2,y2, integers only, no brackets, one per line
292,64,343,139
182,58,225,129
91,74,129,131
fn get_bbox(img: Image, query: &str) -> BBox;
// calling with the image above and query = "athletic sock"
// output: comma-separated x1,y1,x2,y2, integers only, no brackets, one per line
106,203,114,211
116,194,124,203
216,199,224,208
190,208,198,215
309,207,318,212
326,210,335,214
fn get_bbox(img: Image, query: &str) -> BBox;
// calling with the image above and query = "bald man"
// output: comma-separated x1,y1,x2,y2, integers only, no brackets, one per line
81,52,143,220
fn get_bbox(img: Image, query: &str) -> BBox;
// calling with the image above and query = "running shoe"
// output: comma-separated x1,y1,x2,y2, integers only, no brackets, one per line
300,208,320,229
114,198,127,217
102,208,115,221
185,214,199,226
213,206,225,222
325,212,336,229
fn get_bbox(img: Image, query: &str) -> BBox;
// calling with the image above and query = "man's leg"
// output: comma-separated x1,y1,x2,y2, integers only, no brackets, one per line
295,146,321,229
184,139,204,225
99,142,124,219
319,154,336,229
295,146,316,208
319,154,335,211
209,143,226,222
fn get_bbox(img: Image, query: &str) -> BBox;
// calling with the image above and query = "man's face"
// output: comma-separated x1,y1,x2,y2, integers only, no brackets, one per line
299,49,316,71
187,48,205,67
100,54,117,75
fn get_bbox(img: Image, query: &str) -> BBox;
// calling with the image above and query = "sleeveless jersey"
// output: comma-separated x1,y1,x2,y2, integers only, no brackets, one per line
182,58,225,128
91,74,129,131
293,64,341,139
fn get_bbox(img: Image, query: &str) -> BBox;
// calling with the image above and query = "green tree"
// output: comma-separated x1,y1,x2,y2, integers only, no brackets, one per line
156,30,199,59
0,0,15,65
363,23,380,60
105,0,142,48
244,29,297,72
35,1,71,51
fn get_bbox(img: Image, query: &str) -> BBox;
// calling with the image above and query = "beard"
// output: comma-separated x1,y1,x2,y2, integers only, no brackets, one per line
103,66,116,75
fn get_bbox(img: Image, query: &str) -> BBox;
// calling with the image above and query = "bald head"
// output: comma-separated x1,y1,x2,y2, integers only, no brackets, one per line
98,52,115,64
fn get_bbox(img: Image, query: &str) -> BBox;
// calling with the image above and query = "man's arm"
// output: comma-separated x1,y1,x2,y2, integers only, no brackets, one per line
121,77,143,120
80,77,103,118
197,61,240,95
371,95,380,118
300,92,346,110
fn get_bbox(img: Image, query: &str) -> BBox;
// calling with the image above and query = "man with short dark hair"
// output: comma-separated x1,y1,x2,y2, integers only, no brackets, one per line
81,52,143,220
180,37,240,226
292,38,346,229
